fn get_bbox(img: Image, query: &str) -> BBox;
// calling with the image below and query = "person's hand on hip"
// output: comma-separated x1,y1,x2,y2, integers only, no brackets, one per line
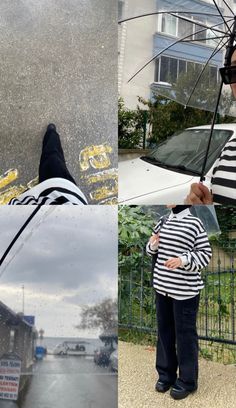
165,257,182,269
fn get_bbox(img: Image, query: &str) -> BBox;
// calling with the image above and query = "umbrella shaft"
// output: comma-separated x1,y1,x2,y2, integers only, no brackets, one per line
200,80,223,182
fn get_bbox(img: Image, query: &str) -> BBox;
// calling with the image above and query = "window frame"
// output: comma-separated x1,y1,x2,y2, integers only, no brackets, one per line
154,55,218,85
157,12,221,47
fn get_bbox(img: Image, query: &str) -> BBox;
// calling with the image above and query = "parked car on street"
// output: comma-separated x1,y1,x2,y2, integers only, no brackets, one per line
94,346,114,367
119,124,236,204
53,341,89,356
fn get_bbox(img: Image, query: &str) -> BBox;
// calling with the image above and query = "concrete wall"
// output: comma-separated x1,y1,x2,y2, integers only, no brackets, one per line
0,308,35,374
14,325,34,371
0,324,11,356
119,0,156,108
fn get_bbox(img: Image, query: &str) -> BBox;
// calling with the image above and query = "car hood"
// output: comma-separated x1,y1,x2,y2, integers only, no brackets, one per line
119,157,195,202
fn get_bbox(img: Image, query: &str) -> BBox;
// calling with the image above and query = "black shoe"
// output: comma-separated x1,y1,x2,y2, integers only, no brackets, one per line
155,381,172,393
47,123,56,132
170,384,197,400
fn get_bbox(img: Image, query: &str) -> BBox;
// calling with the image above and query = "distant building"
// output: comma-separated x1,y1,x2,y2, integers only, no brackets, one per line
0,301,36,374
119,0,236,109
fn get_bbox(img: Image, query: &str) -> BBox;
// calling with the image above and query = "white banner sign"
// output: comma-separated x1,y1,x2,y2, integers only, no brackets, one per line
0,359,21,401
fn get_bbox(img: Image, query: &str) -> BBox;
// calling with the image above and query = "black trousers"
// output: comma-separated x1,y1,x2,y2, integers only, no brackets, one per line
155,292,200,391
39,127,77,185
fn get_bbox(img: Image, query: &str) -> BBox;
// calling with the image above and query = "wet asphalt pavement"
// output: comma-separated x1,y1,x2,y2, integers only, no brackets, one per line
0,0,117,204
0,355,117,408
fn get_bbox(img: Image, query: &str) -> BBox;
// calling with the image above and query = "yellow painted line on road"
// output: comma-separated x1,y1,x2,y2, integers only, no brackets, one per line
79,144,113,171
0,186,26,205
85,169,117,185
0,143,116,204
0,169,18,189
84,169,118,202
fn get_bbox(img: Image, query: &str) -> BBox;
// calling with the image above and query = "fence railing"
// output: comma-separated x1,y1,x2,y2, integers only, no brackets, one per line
119,247,236,346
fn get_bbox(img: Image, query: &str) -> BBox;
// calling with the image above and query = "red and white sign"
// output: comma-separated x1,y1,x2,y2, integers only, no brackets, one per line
0,358,21,401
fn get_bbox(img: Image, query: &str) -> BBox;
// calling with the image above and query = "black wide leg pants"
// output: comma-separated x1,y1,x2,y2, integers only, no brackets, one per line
39,127,77,185
155,292,200,391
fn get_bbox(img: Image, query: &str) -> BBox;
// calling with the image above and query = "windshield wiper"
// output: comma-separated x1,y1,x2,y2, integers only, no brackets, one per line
140,156,201,176
140,156,162,164
165,164,201,176
159,163,201,176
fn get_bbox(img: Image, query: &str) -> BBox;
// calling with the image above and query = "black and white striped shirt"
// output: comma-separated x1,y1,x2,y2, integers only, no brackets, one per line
211,137,236,205
146,209,212,300
8,178,87,205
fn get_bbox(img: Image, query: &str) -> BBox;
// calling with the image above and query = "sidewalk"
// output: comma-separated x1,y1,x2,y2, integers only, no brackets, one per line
119,341,236,408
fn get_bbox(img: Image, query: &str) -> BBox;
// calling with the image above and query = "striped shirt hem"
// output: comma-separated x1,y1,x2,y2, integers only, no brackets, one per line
8,178,88,205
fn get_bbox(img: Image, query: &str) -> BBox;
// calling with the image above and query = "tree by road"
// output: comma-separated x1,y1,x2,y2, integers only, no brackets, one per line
77,298,118,332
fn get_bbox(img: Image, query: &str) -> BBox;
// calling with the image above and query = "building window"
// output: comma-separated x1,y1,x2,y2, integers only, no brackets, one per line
178,13,194,38
158,13,220,46
194,16,207,43
161,14,177,36
154,56,218,85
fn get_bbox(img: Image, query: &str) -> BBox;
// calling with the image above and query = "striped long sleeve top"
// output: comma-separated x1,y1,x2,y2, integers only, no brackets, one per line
146,209,212,300
8,178,87,205
211,137,236,205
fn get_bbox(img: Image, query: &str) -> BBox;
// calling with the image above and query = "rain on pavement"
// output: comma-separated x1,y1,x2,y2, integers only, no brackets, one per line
0,355,117,408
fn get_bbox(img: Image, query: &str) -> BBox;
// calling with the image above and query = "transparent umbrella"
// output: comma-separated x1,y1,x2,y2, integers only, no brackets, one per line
119,0,236,180
141,205,220,236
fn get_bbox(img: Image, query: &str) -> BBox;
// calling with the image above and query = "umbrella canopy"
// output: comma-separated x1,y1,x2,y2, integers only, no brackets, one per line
119,0,236,182
141,205,221,236
119,0,236,116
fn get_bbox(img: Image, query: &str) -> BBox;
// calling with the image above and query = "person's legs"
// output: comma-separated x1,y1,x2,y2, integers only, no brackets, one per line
39,125,77,184
173,294,200,391
155,293,178,385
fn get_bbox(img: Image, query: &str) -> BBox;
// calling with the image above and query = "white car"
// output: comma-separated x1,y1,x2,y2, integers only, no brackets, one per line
53,341,88,356
119,124,236,204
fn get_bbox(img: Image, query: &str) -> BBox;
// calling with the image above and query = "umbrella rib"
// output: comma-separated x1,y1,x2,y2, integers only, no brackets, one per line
118,11,232,25
182,35,228,42
221,0,234,16
182,19,234,43
127,18,234,83
0,205,42,274
185,37,230,108
212,0,231,31
169,13,230,35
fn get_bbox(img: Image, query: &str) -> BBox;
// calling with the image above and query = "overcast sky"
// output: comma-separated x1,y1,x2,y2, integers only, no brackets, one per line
0,207,117,338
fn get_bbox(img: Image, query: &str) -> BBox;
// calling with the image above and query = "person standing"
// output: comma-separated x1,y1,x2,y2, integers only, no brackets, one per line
146,205,212,400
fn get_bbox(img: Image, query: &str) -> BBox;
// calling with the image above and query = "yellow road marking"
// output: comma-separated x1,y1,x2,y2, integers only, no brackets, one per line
79,144,113,171
0,169,18,189
0,143,117,204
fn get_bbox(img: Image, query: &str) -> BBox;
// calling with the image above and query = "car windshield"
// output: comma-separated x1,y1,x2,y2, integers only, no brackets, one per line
142,129,233,175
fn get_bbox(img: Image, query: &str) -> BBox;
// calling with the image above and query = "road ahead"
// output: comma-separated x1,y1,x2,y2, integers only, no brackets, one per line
0,355,117,408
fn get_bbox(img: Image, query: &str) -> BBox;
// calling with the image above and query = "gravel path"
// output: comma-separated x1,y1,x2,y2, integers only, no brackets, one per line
119,341,236,408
